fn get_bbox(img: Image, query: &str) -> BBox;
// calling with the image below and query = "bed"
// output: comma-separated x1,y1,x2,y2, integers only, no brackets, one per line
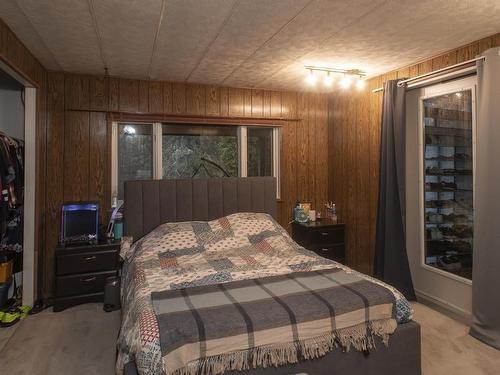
117,177,421,375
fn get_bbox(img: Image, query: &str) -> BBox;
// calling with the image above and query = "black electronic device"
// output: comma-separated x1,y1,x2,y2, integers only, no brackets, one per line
60,202,99,246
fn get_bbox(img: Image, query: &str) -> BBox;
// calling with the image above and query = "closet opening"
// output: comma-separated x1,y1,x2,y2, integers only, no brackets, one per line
0,61,36,310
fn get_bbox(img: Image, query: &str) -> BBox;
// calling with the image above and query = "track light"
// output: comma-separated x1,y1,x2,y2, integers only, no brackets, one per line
304,66,366,90
356,77,366,90
324,72,334,87
305,69,317,85
339,75,352,89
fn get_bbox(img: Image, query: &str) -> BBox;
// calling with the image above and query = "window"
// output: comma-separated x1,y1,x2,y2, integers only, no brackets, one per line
422,89,474,280
162,124,238,178
116,123,153,199
247,128,273,177
112,123,280,199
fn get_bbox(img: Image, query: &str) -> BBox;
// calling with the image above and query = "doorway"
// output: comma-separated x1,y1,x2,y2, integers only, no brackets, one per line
0,62,36,307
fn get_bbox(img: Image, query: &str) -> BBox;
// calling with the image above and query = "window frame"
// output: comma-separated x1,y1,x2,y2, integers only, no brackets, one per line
111,122,281,201
417,76,477,285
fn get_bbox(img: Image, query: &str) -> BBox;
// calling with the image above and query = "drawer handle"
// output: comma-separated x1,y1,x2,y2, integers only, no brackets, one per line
321,248,329,252
321,232,330,236
80,276,97,283
83,256,96,261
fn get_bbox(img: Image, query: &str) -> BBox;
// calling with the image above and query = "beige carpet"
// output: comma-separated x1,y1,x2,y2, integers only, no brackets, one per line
0,302,499,374
0,304,120,375
412,303,500,375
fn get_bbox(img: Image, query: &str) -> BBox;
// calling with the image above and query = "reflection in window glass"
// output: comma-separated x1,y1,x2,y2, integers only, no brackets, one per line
118,124,153,198
162,124,238,178
247,128,273,177
423,90,473,280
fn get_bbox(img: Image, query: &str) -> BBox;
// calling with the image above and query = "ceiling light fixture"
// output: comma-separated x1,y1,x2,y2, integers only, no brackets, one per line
304,66,366,90
324,72,334,87
305,69,317,85
340,75,352,89
356,76,366,90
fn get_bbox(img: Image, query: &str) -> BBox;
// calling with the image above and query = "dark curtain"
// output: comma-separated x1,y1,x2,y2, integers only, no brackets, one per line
374,80,416,301
470,47,500,349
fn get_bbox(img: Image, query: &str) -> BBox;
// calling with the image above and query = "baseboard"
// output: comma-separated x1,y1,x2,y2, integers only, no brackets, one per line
415,289,472,325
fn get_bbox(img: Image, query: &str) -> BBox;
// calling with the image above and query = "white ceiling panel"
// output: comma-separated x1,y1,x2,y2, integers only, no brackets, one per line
262,0,443,90
0,0,60,70
260,0,500,90
1,0,500,91
92,0,163,79
15,0,103,75
187,0,310,85
149,0,237,81
302,0,500,77
222,0,386,88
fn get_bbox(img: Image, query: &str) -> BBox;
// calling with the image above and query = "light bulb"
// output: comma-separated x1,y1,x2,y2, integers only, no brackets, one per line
339,75,352,89
123,125,136,135
305,70,317,85
356,77,366,90
324,72,334,87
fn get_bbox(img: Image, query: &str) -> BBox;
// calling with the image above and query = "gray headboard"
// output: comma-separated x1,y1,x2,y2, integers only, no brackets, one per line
124,177,277,242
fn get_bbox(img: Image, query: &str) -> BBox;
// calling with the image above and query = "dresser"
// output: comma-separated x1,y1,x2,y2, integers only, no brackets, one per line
54,241,121,312
292,220,345,264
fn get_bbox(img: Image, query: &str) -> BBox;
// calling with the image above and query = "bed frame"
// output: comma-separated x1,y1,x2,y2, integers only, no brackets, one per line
123,177,421,375
124,177,277,242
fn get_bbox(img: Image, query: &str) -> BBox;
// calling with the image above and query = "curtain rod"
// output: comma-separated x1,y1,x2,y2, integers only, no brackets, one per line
372,56,485,93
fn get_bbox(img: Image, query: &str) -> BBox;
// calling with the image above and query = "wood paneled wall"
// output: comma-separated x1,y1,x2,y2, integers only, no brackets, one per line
329,32,500,276
328,91,373,275
42,73,330,297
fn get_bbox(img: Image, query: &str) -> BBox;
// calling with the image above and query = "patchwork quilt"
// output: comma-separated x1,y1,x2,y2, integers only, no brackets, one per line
116,213,412,375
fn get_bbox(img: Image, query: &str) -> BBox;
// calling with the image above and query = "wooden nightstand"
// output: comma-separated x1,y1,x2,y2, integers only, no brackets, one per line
54,241,121,312
292,220,345,264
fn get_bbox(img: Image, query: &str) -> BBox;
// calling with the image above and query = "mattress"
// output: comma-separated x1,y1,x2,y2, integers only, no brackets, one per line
116,212,412,375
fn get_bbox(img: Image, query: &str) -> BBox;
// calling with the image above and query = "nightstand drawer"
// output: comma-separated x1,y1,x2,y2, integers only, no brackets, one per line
310,227,344,245
56,249,119,275
313,244,345,262
55,270,117,297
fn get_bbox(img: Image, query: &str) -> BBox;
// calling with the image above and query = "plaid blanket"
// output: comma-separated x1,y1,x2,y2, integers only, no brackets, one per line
116,213,411,375
152,269,397,375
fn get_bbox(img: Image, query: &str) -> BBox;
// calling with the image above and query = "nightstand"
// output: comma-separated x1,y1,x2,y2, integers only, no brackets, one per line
292,220,345,264
54,241,121,312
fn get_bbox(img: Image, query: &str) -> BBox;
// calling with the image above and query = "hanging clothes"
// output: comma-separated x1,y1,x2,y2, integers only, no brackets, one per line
0,132,24,265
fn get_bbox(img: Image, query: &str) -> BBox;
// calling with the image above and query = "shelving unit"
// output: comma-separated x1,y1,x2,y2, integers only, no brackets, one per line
423,90,474,280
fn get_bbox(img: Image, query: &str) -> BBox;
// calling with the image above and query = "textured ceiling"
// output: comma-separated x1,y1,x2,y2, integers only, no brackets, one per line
1,0,500,91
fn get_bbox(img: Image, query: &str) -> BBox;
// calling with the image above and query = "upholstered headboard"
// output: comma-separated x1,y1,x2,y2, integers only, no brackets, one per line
124,177,277,242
